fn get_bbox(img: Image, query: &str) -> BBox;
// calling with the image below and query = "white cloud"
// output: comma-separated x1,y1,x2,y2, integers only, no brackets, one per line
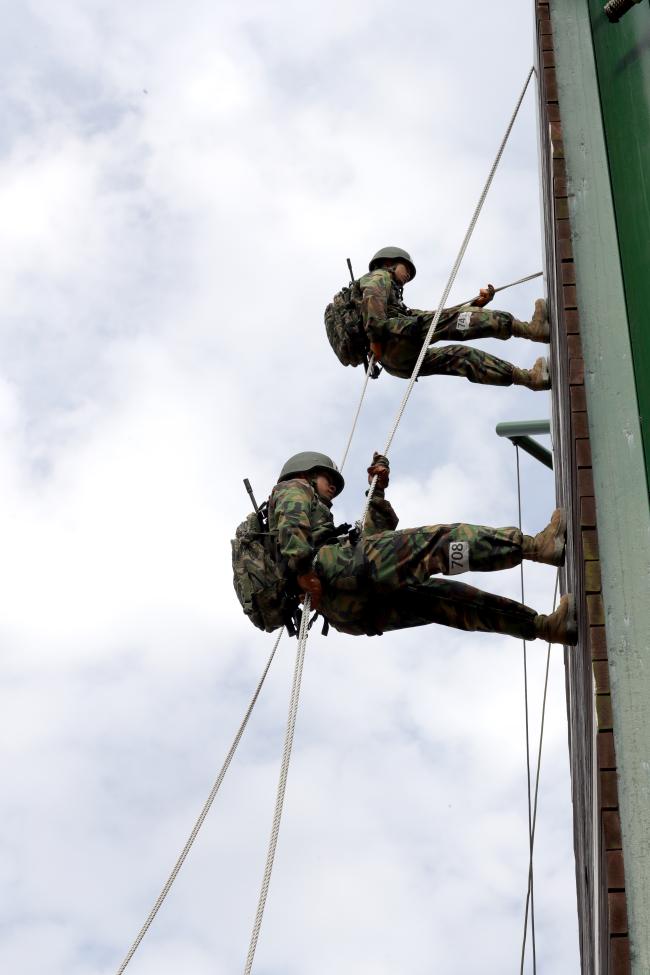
0,1,578,972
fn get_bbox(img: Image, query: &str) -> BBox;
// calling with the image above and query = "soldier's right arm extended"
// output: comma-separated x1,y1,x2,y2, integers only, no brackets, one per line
272,479,316,574
365,493,399,533
365,452,399,532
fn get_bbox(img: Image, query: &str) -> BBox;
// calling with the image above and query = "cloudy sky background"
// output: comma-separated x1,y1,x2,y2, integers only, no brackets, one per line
0,2,580,972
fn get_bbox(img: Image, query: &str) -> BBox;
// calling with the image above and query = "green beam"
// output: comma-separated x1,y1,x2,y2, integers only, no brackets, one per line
495,419,551,437
496,420,553,469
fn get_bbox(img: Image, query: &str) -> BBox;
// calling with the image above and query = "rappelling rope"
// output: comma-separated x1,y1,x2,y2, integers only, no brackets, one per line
243,596,311,974
114,65,536,975
339,354,376,472
241,65,536,972
240,66,536,970
361,66,535,525
418,269,545,335
113,631,283,975
519,570,559,975
515,445,537,975
513,443,561,974
455,269,543,311
493,270,543,295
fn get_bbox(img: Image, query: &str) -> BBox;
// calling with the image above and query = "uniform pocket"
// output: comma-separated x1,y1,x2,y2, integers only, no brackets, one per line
316,542,366,592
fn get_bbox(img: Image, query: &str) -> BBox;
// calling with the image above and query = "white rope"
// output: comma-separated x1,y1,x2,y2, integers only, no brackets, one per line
282,77,535,975
234,66,533,969
453,269,544,311
114,631,283,975
494,270,543,295
519,571,559,974
512,441,560,973
239,336,379,974
515,445,537,974
114,66,536,975
243,596,312,974
361,66,534,526
339,355,376,472
116,299,369,974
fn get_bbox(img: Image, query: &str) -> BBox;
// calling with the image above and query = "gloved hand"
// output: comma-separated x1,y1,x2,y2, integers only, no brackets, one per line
367,451,390,490
474,283,495,308
369,341,384,362
296,569,322,610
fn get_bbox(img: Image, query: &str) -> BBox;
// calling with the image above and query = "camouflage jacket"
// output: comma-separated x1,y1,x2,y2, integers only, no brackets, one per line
268,476,399,576
358,268,427,344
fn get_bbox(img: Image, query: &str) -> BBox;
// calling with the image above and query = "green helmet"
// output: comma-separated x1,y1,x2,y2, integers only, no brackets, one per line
278,451,345,496
369,246,416,280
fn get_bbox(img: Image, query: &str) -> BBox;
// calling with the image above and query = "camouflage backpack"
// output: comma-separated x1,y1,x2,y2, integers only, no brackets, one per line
324,281,369,368
231,511,295,633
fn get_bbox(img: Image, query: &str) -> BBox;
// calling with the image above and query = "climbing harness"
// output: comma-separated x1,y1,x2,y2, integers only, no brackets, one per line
113,64,540,974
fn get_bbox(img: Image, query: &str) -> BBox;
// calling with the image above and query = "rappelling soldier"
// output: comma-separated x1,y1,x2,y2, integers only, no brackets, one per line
257,450,577,644
325,247,551,389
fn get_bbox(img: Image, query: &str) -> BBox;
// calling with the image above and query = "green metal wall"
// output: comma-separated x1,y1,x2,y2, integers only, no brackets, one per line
587,0,650,491
551,2,650,971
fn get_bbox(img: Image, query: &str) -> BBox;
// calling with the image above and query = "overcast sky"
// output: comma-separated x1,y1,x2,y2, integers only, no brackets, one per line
0,2,580,973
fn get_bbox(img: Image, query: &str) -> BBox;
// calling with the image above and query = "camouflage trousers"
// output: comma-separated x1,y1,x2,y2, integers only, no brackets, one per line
316,522,537,640
380,307,516,385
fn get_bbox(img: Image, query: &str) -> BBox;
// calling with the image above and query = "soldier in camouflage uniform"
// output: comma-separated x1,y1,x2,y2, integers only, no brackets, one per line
268,451,577,644
360,246,551,390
